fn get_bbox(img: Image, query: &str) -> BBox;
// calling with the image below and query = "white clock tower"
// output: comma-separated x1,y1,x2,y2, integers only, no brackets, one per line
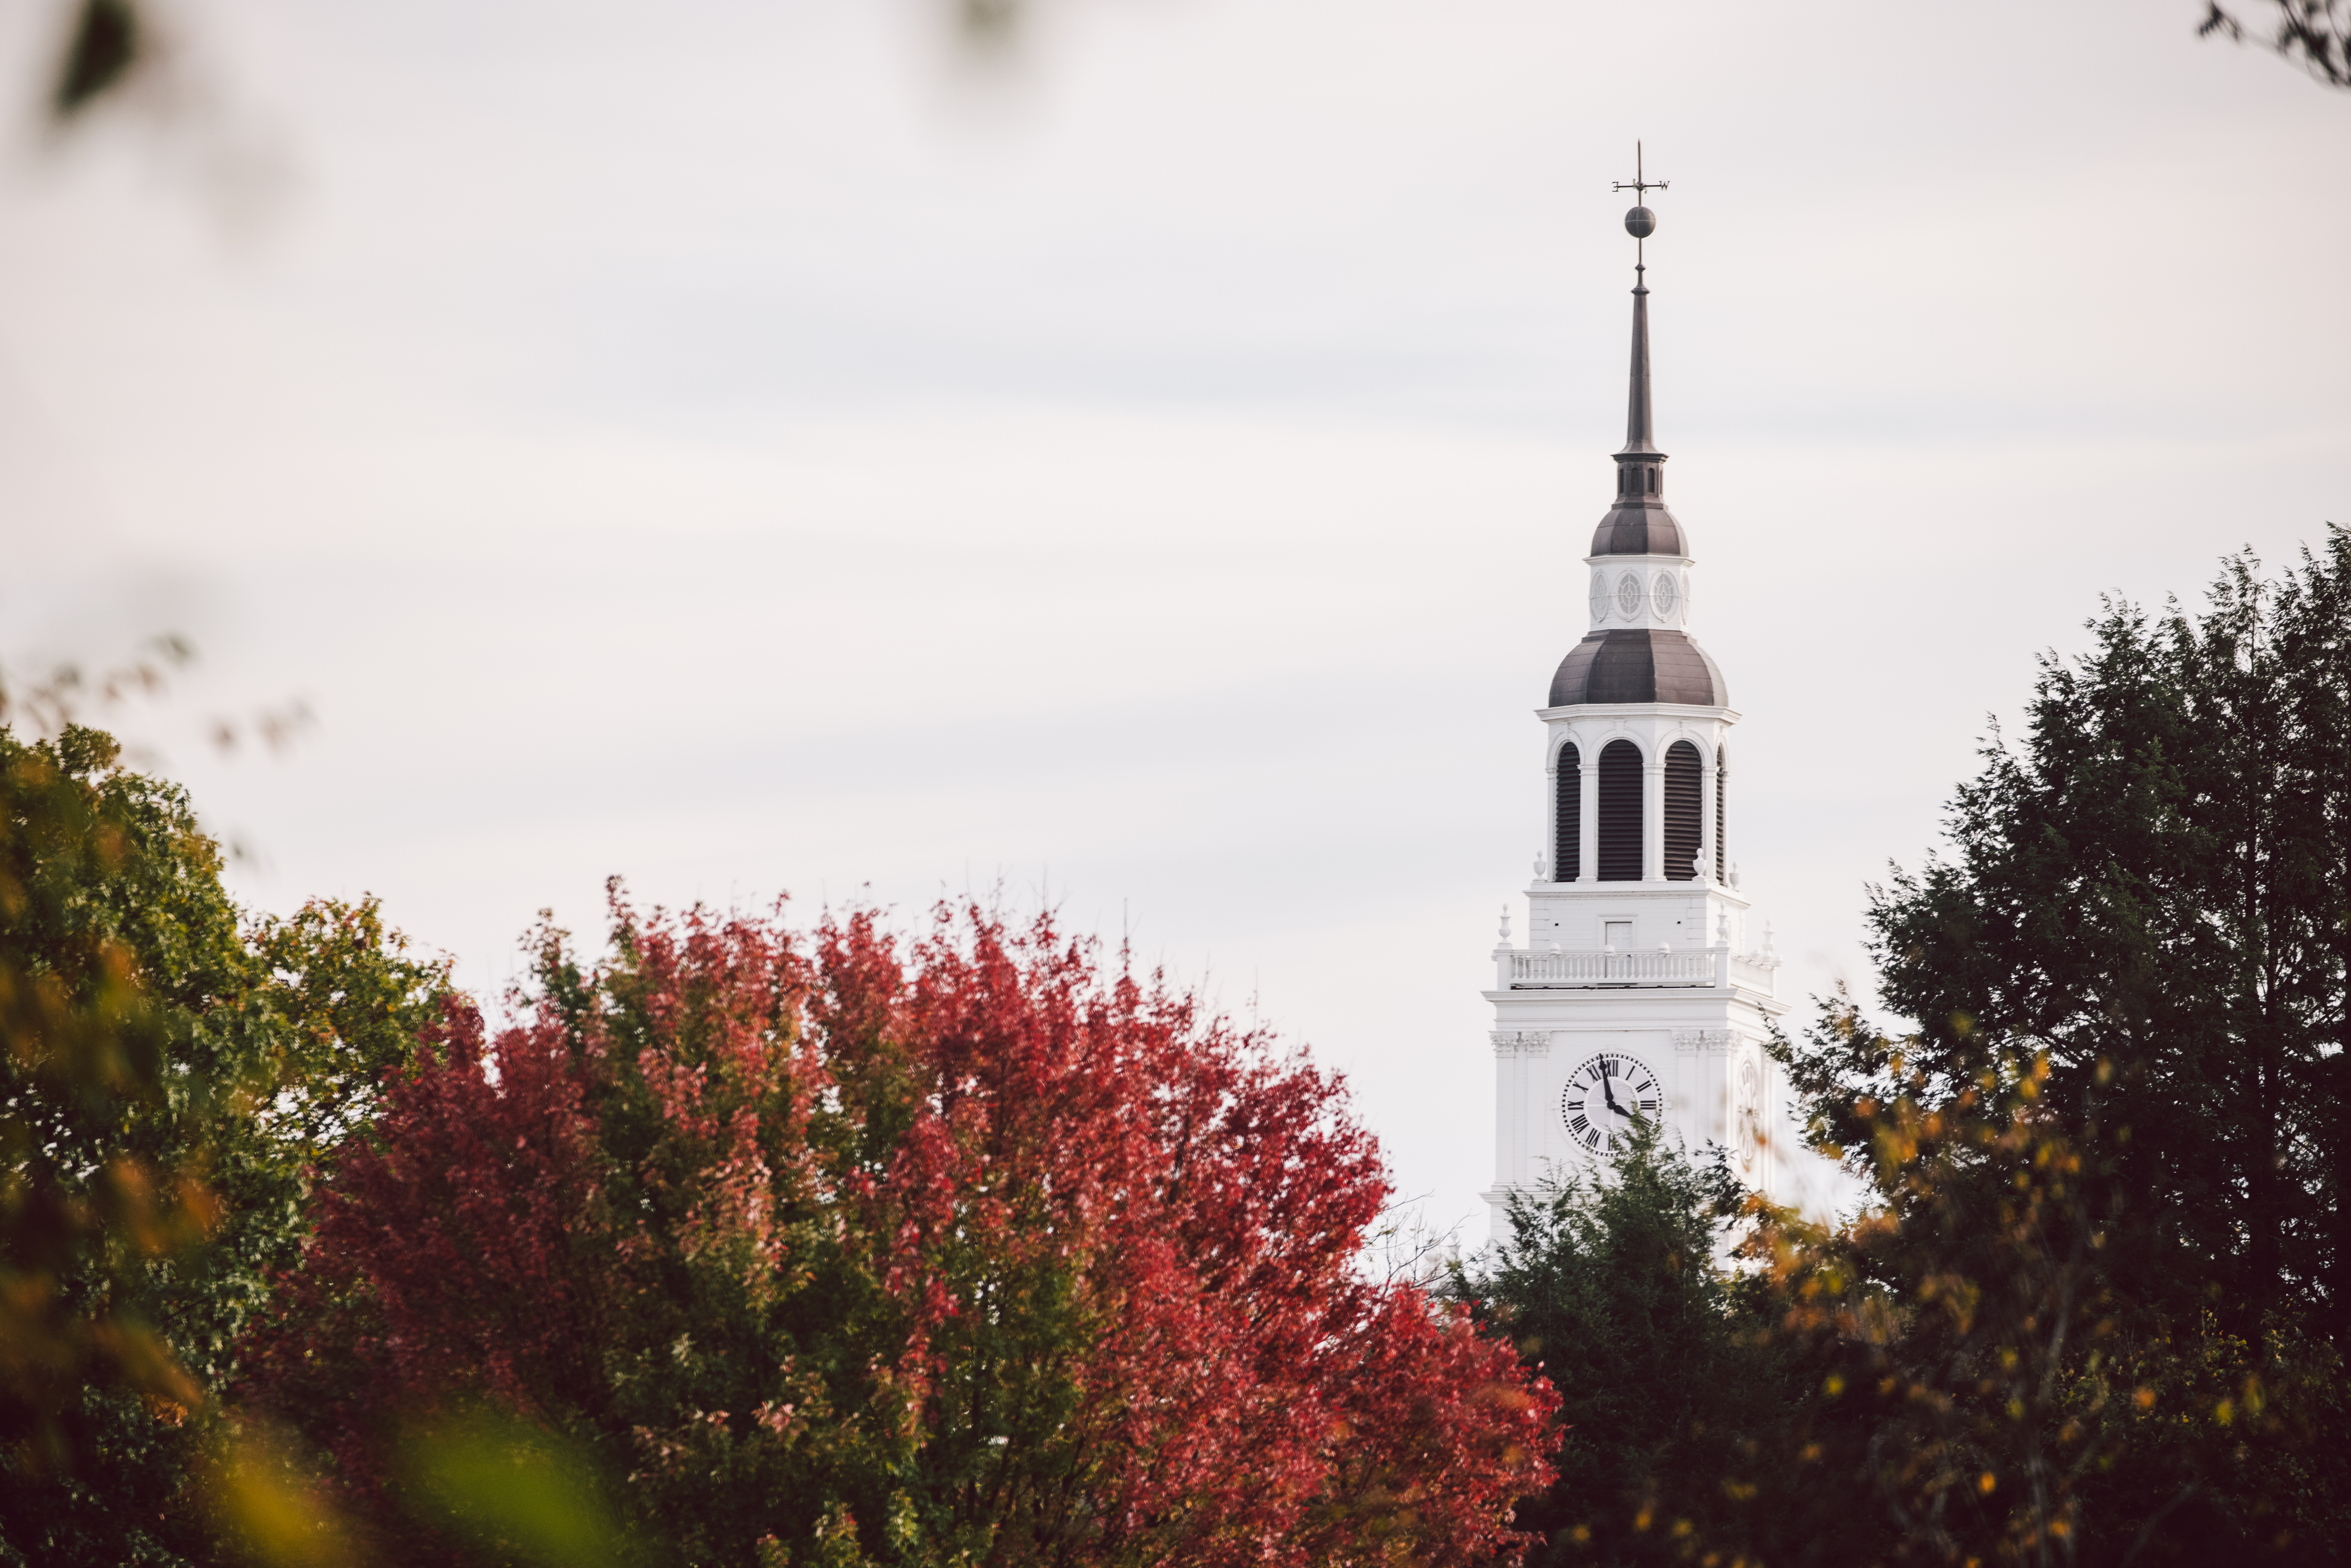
1483,174,1789,1237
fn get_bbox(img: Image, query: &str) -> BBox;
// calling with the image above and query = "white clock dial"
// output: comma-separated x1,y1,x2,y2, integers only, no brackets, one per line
1615,573,1642,620
1589,572,1609,623
1561,1051,1662,1154
1653,572,1679,619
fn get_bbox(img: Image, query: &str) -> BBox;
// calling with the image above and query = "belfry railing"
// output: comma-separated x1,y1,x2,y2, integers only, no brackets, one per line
1495,945,1777,994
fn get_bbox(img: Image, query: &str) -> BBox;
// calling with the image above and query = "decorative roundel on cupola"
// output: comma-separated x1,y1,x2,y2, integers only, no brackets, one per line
1589,571,1608,622
1614,573,1643,619
1653,572,1680,617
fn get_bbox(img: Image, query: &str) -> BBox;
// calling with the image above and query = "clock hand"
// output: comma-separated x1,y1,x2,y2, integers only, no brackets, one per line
1601,1076,1627,1118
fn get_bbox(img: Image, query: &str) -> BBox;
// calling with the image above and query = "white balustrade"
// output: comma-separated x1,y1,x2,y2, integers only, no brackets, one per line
1493,945,1779,993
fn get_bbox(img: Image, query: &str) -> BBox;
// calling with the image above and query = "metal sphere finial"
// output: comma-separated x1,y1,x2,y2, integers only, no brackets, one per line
1612,143,1667,250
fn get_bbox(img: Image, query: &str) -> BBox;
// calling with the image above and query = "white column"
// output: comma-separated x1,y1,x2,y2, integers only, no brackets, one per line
1542,756,1556,880
1515,1051,1531,1184
1642,754,1665,882
1494,1048,1512,1185
1699,753,1718,882
1578,752,1599,883
1717,745,1729,880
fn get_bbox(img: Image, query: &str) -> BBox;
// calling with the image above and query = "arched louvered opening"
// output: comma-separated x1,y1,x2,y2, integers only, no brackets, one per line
1716,744,1728,880
1664,741,1703,882
1554,744,1581,882
1596,740,1643,882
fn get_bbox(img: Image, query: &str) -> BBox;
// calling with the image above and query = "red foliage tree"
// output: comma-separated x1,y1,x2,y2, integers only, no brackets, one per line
238,891,1557,1566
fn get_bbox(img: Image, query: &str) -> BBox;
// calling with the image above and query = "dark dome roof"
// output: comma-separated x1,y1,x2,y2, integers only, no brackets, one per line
1590,500,1686,556
1549,630,1727,708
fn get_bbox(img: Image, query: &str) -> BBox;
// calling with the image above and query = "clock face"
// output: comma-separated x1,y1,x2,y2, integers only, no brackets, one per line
1615,573,1643,620
1589,571,1609,623
1736,1057,1762,1172
1653,572,1680,619
1561,1051,1662,1154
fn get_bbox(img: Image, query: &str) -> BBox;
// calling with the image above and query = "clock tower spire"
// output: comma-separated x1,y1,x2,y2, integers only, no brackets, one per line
1480,153,1788,1236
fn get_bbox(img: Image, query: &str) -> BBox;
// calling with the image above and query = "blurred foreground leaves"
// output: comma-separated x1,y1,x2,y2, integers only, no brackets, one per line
2201,0,2349,86
398,1410,622,1568
37,0,2349,133
54,0,142,118
205,1409,624,1568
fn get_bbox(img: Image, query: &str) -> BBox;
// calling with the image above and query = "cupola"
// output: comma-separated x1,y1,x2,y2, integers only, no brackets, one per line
1549,190,1727,710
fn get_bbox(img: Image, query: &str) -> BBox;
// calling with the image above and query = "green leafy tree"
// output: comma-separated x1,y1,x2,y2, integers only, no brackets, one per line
1759,531,2351,1563
0,724,450,1566
1842,530,2351,1343
1451,1121,1814,1566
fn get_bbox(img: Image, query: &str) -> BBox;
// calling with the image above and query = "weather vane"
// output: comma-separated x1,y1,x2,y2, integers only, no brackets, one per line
1611,141,1667,271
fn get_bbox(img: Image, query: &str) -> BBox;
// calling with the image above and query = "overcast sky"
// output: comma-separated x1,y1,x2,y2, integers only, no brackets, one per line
1,0,2343,1237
